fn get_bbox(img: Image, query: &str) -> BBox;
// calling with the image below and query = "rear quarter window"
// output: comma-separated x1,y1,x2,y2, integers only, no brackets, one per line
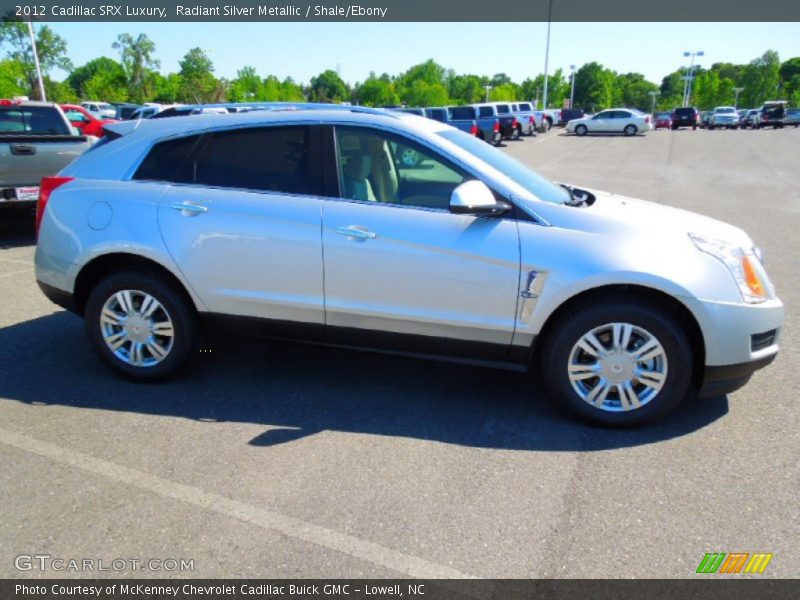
133,135,202,182
496,105,510,114
478,106,493,118
518,103,532,111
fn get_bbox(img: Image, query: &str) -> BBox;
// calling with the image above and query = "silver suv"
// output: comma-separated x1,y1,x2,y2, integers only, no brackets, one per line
34,106,783,426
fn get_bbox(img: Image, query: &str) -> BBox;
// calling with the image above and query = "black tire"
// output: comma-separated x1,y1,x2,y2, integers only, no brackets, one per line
540,299,693,427
671,125,678,130
692,125,697,130
623,124,638,136
84,268,196,381
708,124,715,130
575,124,588,137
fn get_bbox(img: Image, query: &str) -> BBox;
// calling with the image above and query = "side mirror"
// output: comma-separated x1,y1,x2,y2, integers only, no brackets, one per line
449,180,511,216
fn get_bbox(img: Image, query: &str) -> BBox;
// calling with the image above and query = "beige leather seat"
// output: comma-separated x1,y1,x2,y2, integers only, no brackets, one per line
342,154,376,202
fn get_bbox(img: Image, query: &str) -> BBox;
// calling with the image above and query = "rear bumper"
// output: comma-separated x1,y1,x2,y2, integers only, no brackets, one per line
37,280,78,314
698,353,776,398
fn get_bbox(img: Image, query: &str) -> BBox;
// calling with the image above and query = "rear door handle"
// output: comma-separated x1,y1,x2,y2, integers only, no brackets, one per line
10,144,35,156
335,225,377,240
171,202,208,215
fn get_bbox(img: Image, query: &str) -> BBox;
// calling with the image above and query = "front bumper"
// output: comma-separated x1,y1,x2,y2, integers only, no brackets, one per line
698,353,776,398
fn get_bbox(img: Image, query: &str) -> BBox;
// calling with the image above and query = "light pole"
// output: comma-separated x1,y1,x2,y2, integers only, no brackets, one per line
484,85,492,102
682,50,704,107
27,21,46,101
649,90,660,114
569,64,576,109
541,0,553,109
733,86,745,108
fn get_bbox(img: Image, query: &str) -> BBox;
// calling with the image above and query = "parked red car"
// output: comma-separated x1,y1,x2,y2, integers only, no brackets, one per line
653,112,673,129
60,104,118,137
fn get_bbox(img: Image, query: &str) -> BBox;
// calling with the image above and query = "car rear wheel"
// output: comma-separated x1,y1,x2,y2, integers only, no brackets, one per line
624,124,638,136
541,300,693,426
575,124,588,136
85,269,196,381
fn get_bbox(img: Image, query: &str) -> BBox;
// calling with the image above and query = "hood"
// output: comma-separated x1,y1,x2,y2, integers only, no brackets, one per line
559,187,754,249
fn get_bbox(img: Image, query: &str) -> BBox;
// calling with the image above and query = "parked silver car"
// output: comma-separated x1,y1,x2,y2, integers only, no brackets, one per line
566,108,653,136
34,106,783,426
708,106,740,129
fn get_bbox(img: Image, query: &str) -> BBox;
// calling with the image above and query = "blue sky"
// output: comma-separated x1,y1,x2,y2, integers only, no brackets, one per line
47,22,799,85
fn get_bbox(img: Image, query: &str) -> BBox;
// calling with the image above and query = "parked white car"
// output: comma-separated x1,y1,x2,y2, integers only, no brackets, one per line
708,107,740,130
566,109,653,136
80,101,116,119
34,106,782,426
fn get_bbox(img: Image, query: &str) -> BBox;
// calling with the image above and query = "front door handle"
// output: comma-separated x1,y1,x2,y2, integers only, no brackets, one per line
335,225,377,240
171,202,208,216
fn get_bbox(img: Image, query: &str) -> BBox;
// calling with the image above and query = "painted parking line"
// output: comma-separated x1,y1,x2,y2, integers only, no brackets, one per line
0,268,32,279
0,427,478,580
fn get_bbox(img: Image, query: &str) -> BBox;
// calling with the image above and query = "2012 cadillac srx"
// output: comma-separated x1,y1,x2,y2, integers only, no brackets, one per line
34,106,783,425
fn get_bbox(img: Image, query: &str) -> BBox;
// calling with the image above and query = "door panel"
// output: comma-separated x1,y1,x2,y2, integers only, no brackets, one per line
322,201,520,354
159,185,324,328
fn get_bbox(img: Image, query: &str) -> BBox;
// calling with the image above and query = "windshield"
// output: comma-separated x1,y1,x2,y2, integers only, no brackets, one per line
437,129,568,205
715,107,736,114
97,103,114,110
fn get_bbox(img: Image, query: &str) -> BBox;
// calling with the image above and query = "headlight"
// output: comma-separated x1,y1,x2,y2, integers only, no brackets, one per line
689,233,768,303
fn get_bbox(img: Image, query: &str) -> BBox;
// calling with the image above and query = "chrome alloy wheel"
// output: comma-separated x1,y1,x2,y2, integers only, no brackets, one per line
567,322,668,412
99,290,175,367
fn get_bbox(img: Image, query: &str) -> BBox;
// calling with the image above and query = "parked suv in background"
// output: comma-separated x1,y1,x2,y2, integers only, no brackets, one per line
80,101,116,119
783,108,800,127
446,105,500,144
476,103,520,140
34,105,783,426
510,102,539,136
559,109,588,126
756,101,787,129
708,106,740,130
671,107,700,130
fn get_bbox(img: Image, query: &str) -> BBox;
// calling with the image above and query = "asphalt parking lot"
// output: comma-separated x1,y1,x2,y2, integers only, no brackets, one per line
1,127,798,579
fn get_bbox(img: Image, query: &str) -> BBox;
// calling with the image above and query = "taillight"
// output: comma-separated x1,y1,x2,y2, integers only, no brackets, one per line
646,115,651,123
36,176,74,238
512,117,518,127
469,122,478,136
529,116,535,124
493,120,500,132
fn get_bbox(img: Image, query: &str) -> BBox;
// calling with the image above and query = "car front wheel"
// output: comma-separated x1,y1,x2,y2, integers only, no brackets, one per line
85,269,196,381
541,300,693,426
575,124,588,136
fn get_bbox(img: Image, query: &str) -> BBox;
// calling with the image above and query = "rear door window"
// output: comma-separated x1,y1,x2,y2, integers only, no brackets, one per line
478,106,493,118
193,126,324,196
496,105,510,114
518,103,532,112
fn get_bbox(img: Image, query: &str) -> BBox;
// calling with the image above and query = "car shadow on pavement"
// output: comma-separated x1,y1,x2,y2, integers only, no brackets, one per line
0,312,729,452
0,215,35,248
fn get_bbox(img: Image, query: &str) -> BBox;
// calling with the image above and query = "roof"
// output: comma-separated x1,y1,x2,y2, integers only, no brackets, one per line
104,106,445,141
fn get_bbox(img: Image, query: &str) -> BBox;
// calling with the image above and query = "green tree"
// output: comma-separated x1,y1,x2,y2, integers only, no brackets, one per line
0,59,26,98
112,33,159,103
740,50,781,107
573,62,620,111
228,65,261,102
308,69,349,103
279,77,305,101
396,59,447,105
177,47,218,103
489,83,519,102
447,73,484,104
67,57,128,101
0,22,72,99
617,72,659,111
355,72,399,107
151,72,182,103
43,76,78,103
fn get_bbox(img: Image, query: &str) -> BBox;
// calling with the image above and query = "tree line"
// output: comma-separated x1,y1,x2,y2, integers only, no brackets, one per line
1,23,799,111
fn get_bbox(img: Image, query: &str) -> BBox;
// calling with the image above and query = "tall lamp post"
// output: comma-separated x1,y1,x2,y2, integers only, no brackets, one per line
541,0,553,110
649,90,660,114
27,21,46,101
484,85,493,102
733,86,745,108
569,64,576,109
682,50,704,107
